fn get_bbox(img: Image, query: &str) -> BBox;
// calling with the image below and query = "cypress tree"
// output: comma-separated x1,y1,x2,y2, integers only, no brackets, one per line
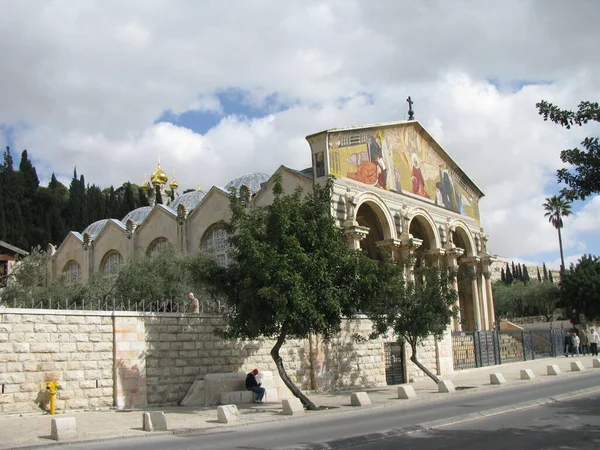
537,266,542,282
543,263,549,282
523,265,530,283
124,183,136,213
500,268,506,284
549,270,554,283
505,263,513,284
1,147,27,249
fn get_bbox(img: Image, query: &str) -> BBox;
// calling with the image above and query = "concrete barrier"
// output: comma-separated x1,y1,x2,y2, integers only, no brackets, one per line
142,411,167,432
282,398,305,415
438,380,455,393
547,365,561,375
220,388,278,405
350,392,371,406
571,361,585,372
50,417,77,441
592,358,600,368
490,373,505,385
397,384,417,399
520,369,535,380
217,404,240,423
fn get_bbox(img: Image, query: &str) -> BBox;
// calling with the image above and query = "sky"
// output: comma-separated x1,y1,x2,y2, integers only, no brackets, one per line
0,0,599,269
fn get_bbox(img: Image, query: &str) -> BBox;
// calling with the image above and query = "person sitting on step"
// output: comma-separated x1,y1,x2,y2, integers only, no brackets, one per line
245,368,265,404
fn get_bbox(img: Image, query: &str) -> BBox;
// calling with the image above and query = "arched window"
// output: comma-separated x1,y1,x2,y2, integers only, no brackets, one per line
146,237,172,257
201,225,231,267
101,251,123,280
62,260,82,286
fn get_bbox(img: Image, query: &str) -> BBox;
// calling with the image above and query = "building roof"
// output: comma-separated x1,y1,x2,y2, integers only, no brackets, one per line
225,173,271,194
169,190,207,212
0,240,28,256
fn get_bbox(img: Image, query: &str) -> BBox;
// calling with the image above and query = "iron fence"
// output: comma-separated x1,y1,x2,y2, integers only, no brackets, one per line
1,296,228,314
452,328,565,370
383,342,405,385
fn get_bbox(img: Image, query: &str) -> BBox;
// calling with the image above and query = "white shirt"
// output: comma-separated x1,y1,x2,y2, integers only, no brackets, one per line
590,331,599,344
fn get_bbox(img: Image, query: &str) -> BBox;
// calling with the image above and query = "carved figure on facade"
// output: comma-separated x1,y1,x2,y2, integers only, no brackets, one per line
344,189,357,225
176,204,188,225
125,219,137,239
47,243,56,256
82,232,93,251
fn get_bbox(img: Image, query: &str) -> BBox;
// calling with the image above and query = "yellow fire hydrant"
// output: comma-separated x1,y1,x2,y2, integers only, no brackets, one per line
45,381,61,415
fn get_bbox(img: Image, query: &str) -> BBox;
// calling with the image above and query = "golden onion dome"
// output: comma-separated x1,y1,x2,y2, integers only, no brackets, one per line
169,178,179,190
140,179,150,191
150,158,168,186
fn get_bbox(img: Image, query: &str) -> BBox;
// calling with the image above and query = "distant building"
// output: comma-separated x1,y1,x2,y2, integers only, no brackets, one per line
0,241,28,286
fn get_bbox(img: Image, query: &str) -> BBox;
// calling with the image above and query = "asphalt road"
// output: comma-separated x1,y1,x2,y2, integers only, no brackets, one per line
352,393,600,449
64,372,600,450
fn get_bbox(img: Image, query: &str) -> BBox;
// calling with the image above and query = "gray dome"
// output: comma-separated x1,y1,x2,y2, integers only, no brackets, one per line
169,190,206,212
122,206,152,225
225,172,270,194
82,219,109,238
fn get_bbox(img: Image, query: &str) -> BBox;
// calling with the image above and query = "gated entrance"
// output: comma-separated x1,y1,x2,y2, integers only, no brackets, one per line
384,342,405,385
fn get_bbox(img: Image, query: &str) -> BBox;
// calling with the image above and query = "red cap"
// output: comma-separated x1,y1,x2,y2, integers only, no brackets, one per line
252,369,259,375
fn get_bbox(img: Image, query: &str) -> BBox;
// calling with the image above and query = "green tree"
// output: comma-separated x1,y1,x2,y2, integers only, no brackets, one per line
493,280,559,320
536,100,600,200
543,263,549,281
365,263,458,384
191,175,378,410
522,265,530,283
505,263,513,284
537,267,542,282
500,268,506,284
559,254,600,324
543,195,572,273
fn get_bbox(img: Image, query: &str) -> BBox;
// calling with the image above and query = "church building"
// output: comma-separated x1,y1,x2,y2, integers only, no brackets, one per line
48,119,495,332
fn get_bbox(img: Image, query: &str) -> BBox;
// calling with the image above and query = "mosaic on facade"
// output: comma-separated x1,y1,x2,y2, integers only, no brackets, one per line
327,124,480,221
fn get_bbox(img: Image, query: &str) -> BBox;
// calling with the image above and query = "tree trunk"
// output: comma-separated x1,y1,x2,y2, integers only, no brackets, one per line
270,327,318,410
410,343,440,384
558,227,565,274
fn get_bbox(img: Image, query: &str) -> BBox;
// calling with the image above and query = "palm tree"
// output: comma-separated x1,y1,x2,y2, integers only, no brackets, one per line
543,195,572,273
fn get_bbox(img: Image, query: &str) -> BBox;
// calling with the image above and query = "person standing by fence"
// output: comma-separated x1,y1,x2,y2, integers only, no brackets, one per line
564,332,572,357
590,328,599,356
572,332,581,356
581,329,590,355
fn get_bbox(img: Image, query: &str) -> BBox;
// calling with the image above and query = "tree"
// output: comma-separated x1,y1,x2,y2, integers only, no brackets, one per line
537,267,542,282
543,195,572,273
500,268,506,284
365,263,458,384
548,270,554,284
493,280,559,320
543,263,549,282
536,100,600,201
191,175,377,410
505,263,513,284
559,254,600,324
522,265,530,283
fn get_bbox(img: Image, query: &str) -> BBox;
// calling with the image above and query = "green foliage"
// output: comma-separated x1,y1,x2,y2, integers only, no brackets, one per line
543,195,572,272
559,254,600,323
536,100,600,201
190,175,379,408
493,280,560,320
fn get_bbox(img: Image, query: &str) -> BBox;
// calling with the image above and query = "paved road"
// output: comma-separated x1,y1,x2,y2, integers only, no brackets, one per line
351,393,600,449
63,372,600,450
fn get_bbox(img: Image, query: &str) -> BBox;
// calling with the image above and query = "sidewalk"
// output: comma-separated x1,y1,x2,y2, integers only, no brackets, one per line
1,355,598,449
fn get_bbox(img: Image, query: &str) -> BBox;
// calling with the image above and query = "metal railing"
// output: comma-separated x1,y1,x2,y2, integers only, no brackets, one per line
452,329,565,370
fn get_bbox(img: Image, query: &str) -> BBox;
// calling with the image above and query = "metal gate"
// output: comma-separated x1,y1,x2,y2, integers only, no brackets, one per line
550,329,565,357
384,342,405,385
522,331,535,360
474,331,501,367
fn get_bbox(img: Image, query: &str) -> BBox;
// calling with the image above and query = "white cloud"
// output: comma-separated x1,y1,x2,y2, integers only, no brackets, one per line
1,0,599,261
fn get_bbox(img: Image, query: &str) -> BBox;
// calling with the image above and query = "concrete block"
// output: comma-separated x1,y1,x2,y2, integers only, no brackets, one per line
547,364,561,375
142,411,167,432
180,379,205,406
50,417,77,441
520,369,535,380
571,361,585,372
490,373,505,385
438,380,455,393
220,391,254,404
282,398,305,415
217,404,240,423
397,384,417,399
350,392,371,406
592,358,600,368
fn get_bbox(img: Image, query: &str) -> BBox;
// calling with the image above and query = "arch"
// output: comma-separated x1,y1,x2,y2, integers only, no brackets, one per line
62,260,82,286
146,237,172,257
451,222,476,257
354,192,395,240
201,223,231,267
408,209,440,250
100,250,124,280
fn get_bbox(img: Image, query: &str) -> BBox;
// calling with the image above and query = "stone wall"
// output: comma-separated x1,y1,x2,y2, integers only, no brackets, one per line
0,309,452,414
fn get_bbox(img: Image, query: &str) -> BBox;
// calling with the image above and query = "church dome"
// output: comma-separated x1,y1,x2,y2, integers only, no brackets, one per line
82,219,109,239
225,172,270,194
169,178,179,190
151,161,168,186
169,190,206,212
122,206,152,225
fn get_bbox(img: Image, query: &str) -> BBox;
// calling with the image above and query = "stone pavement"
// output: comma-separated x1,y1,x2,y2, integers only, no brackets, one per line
1,356,599,449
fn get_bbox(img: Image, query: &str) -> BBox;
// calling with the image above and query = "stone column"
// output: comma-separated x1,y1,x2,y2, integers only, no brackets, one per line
343,224,370,250
445,248,464,332
375,238,402,261
484,273,495,329
471,274,482,331
478,267,489,331
398,235,422,283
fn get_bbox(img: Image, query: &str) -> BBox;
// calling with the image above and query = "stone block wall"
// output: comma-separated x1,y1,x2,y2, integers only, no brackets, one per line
0,310,113,414
0,309,453,413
